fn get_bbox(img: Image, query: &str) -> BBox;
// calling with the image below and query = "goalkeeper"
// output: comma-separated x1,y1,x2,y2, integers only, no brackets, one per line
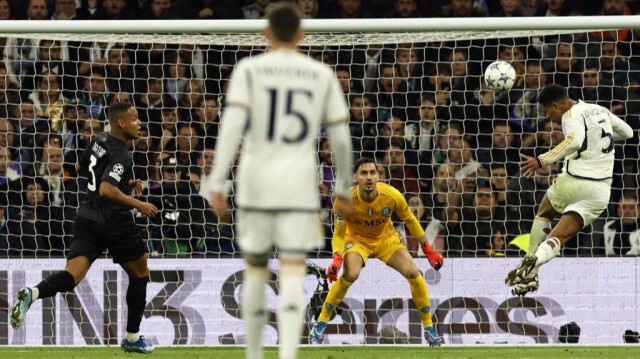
309,157,444,346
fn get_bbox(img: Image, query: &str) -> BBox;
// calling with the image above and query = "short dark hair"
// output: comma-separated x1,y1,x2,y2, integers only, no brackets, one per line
354,157,376,173
538,84,569,107
267,2,302,43
108,101,133,123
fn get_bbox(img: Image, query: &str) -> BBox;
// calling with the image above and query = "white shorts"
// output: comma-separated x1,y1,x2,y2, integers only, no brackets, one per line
236,210,323,256
546,172,611,227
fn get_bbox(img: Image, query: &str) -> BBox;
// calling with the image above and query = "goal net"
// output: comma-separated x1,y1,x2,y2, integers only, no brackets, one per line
1,18,639,346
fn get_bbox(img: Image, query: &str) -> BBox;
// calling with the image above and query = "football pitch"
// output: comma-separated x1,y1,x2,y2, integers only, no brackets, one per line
0,346,638,359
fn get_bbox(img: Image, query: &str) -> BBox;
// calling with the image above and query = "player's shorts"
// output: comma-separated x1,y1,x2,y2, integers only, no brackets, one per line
236,210,323,257
546,172,611,227
68,212,146,264
344,232,405,265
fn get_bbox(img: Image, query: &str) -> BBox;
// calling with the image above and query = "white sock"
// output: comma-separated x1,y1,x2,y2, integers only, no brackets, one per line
534,237,561,267
277,264,306,359
242,266,269,359
529,217,552,254
125,331,140,342
31,287,39,302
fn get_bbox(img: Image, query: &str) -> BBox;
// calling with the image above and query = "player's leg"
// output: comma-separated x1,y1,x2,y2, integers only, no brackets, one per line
385,244,441,346
11,216,101,329
109,216,154,354
237,210,273,359
119,253,154,354
310,250,365,344
529,195,558,254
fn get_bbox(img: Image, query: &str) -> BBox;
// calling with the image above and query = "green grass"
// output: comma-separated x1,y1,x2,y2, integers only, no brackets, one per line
0,346,638,359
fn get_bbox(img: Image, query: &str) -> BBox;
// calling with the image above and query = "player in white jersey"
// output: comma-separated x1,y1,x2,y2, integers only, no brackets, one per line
207,3,353,359
505,84,633,296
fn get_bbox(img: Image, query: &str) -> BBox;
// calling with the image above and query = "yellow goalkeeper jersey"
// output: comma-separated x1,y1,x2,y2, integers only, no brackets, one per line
331,182,425,254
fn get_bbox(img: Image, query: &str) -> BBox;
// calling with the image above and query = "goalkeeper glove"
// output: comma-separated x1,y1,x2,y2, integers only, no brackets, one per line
327,252,343,283
421,242,443,271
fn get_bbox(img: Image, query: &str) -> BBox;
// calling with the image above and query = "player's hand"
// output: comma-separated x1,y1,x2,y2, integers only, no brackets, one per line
211,191,230,225
421,242,443,271
327,252,343,283
136,201,158,218
128,179,143,197
519,153,541,179
333,195,353,215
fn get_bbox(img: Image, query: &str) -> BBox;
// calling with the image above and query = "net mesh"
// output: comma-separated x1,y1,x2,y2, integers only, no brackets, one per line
0,25,639,346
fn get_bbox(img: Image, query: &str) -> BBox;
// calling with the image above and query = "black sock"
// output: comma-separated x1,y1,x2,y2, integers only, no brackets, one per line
125,276,149,334
35,271,76,299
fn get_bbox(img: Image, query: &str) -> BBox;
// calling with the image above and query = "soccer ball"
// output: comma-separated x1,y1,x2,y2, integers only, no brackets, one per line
484,60,516,92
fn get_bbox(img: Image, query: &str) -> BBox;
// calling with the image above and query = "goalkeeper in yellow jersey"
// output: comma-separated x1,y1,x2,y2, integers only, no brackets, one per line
309,157,444,346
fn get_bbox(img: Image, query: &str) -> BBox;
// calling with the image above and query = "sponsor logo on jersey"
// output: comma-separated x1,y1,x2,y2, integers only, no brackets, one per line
345,242,354,249
382,207,391,215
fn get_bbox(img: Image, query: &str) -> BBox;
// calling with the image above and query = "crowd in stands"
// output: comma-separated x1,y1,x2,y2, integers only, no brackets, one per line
0,0,638,259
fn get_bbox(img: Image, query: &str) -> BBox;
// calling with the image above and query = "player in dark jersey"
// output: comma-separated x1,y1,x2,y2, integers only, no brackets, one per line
10,102,158,354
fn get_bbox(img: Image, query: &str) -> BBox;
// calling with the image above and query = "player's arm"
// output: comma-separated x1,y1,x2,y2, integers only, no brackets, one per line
608,111,633,141
99,156,157,217
393,190,443,270
76,138,93,175
323,74,354,203
327,204,347,282
205,63,250,221
538,116,584,166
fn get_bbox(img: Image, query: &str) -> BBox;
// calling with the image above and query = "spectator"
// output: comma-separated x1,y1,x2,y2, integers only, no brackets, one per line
394,45,423,93
25,0,48,20
28,71,66,118
432,121,462,165
384,0,421,18
0,144,20,187
0,118,15,161
550,42,582,88
335,65,361,96
174,123,201,167
447,49,481,125
568,58,640,116
0,63,21,119
31,134,77,208
593,0,631,41
604,193,640,256
331,0,373,18
477,120,521,176
505,162,554,237
137,68,176,125
406,94,438,191
397,193,431,257
534,0,572,16
165,51,191,100
197,146,215,198
386,140,420,195
7,177,64,256
242,0,271,19
105,45,138,94
13,100,48,172
178,79,204,122
446,138,487,181
81,69,108,120
294,0,319,18
441,0,486,17
175,0,243,19
0,0,14,20
52,0,80,20
157,107,179,151
600,41,640,91
511,60,547,135
489,164,508,204
348,94,377,158
493,0,524,17
142,0,176,19
449,179,506,256
91,0,136,19
23,39,77,99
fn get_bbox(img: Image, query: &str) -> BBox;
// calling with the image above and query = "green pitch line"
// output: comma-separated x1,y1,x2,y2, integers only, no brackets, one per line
0,346,638,359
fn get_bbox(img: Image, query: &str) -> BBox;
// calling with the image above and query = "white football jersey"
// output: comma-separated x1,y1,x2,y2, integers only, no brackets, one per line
539,100,633,180
210,49,351,210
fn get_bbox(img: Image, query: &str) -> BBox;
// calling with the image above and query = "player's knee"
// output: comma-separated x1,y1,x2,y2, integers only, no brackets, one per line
342,269,360,283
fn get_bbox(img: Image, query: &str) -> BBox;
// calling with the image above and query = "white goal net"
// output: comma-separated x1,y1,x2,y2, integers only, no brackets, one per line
1,18,639,346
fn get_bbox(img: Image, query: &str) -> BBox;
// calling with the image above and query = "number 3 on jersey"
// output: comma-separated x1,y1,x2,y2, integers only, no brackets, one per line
266,88,312,143
87,154,98,191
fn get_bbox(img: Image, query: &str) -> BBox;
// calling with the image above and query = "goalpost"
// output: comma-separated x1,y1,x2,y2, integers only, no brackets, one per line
0,16,639,346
